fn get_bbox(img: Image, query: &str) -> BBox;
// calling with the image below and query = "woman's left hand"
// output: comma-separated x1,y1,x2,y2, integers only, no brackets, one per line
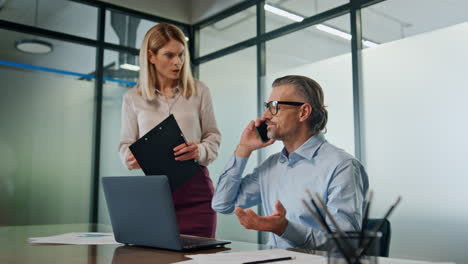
173,141,200,161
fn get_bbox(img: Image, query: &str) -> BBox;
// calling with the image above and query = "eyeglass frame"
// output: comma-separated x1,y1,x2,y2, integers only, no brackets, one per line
264,101,305,115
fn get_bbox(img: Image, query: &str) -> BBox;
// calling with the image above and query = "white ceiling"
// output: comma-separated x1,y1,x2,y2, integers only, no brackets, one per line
1,0,467,77
98,0,192,23
0,0,246,25
200,0,468,46
2,0,467,39
97,0,247,24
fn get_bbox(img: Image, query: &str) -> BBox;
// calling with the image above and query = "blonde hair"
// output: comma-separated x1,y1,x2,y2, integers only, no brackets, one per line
138,24,196,100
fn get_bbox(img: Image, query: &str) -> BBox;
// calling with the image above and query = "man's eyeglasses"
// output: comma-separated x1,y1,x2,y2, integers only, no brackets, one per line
264,101,305,115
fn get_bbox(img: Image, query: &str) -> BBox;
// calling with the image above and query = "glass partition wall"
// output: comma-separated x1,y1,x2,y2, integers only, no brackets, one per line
0,0,189,227
2,0,468,262
0,29,96,226
200,47,258,242
360,1,468,263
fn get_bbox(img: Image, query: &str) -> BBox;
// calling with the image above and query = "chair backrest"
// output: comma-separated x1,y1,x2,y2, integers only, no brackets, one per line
364,219,391,257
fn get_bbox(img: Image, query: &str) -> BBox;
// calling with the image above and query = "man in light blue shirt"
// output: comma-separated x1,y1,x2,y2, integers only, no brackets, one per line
212,75,368,249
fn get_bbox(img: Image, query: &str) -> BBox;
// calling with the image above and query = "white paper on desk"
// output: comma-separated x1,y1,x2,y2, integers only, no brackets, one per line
181,249,457,264
379,257,456,264
28,232,122,245
182,249,326,264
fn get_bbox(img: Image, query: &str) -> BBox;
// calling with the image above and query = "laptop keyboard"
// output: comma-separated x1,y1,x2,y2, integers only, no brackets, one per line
181,236,227,250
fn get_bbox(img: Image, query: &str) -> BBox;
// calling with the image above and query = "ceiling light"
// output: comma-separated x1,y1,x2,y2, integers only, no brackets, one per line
264,4,304,22
120,63,140,71
316,24,352,40
15,0,54,54
264,4,380,48
15,39,53,54
316,24,380,48
362,39,379,48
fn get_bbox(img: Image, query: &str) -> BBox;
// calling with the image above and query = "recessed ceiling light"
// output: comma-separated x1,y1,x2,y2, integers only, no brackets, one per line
14,0,54,54
15,39,53,54
120,63,140,71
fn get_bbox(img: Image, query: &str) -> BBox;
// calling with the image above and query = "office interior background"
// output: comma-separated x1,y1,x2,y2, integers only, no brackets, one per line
0,0,467,262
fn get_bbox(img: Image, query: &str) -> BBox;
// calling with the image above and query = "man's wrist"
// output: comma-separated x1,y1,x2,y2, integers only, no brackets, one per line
273,219,288,236
235,144,253,158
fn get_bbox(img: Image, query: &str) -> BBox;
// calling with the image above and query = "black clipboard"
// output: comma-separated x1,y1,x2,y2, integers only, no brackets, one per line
129,114,201,192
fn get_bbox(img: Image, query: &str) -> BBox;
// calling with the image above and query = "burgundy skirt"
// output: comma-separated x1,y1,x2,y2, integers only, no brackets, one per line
171,166,216,238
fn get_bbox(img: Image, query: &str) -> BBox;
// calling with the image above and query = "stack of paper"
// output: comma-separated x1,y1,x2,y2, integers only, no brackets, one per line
28,232,121,245
179,249,327,264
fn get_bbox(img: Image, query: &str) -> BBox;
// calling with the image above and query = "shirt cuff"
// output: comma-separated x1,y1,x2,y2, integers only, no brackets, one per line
120,148,132,170
197,143,208,166
280,220,312,248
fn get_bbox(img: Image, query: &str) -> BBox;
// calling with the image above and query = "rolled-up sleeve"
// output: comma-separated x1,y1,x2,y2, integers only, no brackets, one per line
197,82,221,166
212,155,261,214
118,92,139,169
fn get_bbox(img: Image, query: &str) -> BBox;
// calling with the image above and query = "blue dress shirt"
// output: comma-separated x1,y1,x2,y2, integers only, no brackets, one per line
212,133,369,249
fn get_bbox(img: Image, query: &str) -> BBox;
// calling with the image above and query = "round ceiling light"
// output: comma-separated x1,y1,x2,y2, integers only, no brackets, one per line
15,39,53,54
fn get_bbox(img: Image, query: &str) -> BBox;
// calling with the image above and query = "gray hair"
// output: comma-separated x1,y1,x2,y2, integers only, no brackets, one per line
272,75,328,134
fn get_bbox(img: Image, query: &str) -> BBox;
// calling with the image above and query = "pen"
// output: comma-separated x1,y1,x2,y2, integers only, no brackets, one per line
302,199,354,264
310,191,356,263
313,193,346,237
359,190,373,248
242,256,294,264
302,196,355,264
305,190,330,232
357,196,402,257
302,199,330,233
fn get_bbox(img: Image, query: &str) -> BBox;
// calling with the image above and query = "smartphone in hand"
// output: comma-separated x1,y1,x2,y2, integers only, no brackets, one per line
255,121,269,142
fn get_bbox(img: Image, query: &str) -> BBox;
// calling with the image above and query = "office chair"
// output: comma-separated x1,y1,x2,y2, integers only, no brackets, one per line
364,218,391,257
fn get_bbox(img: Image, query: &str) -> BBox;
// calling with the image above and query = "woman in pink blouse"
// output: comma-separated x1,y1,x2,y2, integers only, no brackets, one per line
118,24,221,238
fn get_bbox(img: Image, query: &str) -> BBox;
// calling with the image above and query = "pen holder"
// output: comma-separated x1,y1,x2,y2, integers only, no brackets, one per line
326,231,381,264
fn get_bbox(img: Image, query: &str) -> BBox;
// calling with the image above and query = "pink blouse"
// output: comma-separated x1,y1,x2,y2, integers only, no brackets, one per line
118,80,221,168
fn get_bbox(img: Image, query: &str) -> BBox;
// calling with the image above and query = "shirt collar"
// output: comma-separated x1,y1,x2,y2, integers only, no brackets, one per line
280,133,326,161
155,86,180,97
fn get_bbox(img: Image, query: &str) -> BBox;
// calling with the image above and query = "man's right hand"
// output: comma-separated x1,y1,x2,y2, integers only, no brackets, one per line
235,119,275,158
126,151,141,170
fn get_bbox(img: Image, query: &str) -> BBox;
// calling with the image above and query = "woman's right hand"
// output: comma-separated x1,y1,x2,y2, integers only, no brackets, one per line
235,119,275,158
126,151,141,170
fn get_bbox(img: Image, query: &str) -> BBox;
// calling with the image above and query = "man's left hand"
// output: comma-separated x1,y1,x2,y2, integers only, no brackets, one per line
234,200,288,236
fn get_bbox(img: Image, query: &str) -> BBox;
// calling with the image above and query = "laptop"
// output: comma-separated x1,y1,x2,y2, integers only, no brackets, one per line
102,176,231,251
